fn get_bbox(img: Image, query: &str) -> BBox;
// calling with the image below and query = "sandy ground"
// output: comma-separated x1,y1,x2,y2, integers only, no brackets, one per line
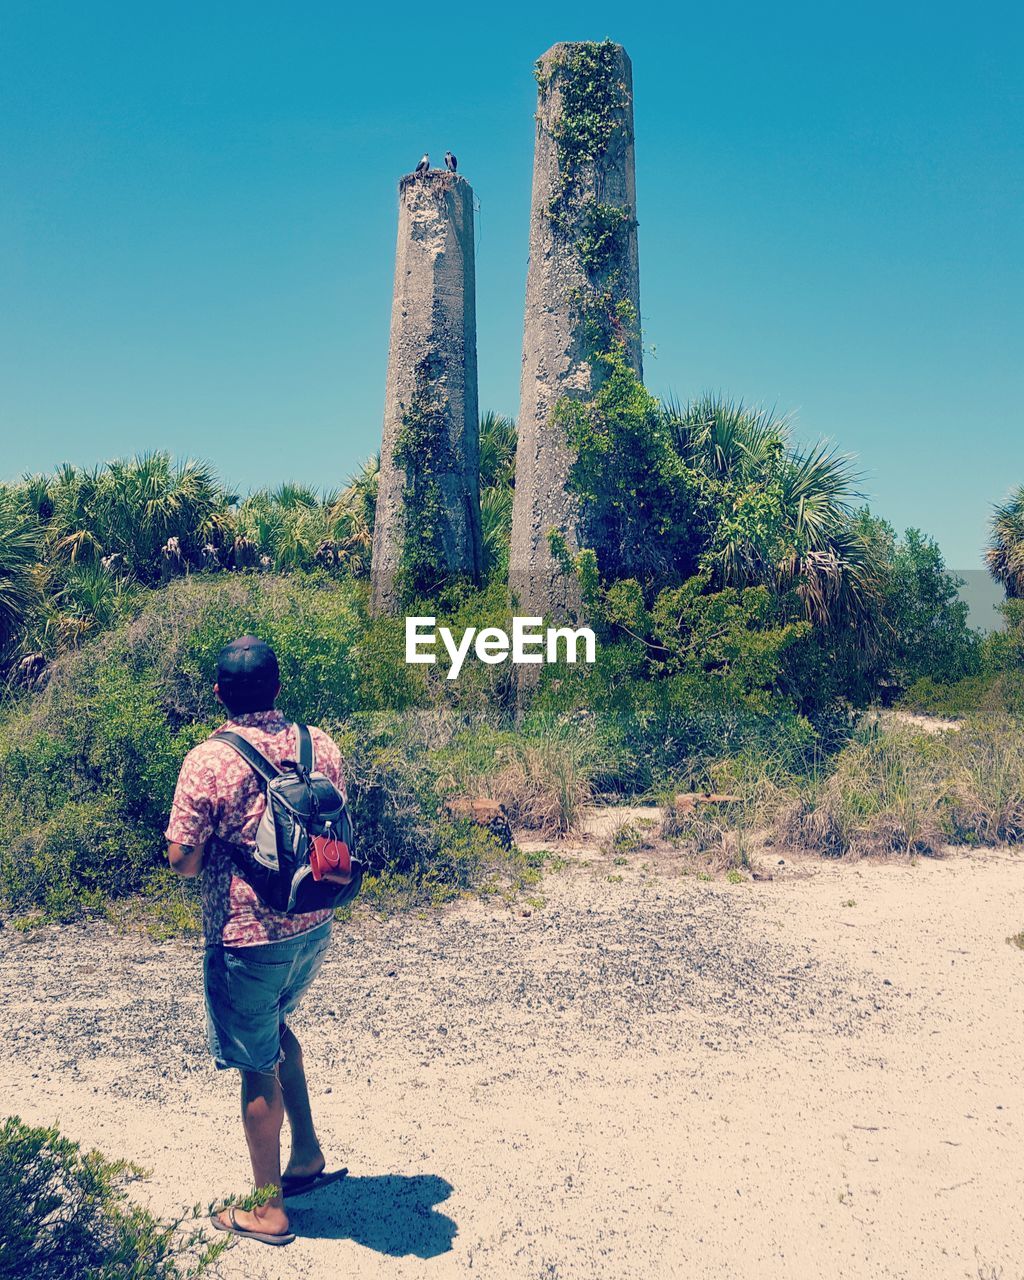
1,835,1022,1280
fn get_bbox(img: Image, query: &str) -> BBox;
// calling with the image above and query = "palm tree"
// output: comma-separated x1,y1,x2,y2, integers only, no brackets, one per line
480,485,514,575
476,414,516,578
233,489,323,571
38,562,134,652
265,482,323,510
326,455,379,576
41,454,229,582
668,394,783,482
987,485,1024,598
233,467,378,575
664,395,881,629
98,453,227,577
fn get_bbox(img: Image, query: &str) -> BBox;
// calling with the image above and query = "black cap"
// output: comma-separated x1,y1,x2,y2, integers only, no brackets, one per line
216,636,279,711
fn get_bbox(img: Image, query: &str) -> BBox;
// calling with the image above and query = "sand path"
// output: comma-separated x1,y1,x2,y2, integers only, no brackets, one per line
1,843,1022,1279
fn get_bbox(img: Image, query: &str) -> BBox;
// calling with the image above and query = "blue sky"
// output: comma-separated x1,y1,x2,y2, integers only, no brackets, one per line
1,1,1020,570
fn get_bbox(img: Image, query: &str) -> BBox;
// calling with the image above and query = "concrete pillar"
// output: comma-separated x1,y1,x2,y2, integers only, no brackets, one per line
370,169,482,614
509,42,641,620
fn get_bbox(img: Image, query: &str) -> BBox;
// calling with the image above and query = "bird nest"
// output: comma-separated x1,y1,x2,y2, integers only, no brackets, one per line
399,169,461,197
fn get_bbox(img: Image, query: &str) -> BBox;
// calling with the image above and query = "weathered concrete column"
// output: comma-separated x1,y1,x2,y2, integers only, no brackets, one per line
509,42,641,620
370,170,482,614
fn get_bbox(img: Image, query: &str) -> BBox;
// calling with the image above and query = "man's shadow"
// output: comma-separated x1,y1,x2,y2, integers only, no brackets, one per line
287,1173,456,1258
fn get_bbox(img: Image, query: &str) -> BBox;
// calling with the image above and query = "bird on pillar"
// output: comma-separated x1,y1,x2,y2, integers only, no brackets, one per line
415,153,429,176
444,151,458,173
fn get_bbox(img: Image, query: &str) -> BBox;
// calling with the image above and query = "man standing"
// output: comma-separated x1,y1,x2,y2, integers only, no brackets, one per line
166,636,349,1246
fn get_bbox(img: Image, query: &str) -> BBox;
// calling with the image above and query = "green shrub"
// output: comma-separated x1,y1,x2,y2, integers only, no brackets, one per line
0,799,157,921
0,576,424,919
336,710,446,875
901,675,998,720
0,1116,227,1279
855,518,982,692
901,670,1023,723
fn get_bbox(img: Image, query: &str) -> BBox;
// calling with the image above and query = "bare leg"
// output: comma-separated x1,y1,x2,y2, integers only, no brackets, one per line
216,1069,290,1236
279,1025,326,1179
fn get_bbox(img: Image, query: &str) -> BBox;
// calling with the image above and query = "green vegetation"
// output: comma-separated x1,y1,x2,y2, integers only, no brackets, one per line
775,717,1024,857
393,356,471,605
540,39,631,239
0,1116,228,1278
0,451,379,671
478,411,517,578
2,423,1016,925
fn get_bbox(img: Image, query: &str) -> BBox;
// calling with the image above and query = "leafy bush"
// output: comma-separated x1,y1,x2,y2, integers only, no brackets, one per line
855,517,982,694
336,710,449,875
901,675,1000,720
0,1116,226,1279
901,602,1023,720
0,576,423,919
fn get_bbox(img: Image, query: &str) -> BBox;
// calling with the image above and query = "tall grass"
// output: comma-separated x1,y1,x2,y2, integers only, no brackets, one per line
774,719,1024,857
948,724,1024,844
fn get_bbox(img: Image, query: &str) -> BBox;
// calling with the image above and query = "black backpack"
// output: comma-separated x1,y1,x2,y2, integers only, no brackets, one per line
215,723,364,915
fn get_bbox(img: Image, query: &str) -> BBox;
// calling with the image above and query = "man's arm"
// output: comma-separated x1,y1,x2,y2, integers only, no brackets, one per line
167,841,207,878
165,749,217,876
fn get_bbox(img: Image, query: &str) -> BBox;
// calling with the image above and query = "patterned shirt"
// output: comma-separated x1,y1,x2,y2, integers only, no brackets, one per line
165,710,345,948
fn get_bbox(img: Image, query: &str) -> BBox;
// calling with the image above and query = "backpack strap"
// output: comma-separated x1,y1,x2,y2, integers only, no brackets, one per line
214,730,281,784
295,723,313,772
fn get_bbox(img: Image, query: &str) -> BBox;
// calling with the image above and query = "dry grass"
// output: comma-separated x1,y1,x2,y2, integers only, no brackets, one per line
947,724,1024,845
775,730,948,857
774,718,1024,858
659,753,794,872
483,732,604,837
659,798,753,874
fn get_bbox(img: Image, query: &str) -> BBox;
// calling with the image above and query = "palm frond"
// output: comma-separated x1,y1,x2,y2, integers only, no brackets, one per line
479,412,517,490
987,485,1024,597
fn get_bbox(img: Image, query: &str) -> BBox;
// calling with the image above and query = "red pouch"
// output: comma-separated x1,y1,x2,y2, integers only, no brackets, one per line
310,834,351,882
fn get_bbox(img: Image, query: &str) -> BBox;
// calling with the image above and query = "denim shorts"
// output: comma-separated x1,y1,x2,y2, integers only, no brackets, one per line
203,921,332,1074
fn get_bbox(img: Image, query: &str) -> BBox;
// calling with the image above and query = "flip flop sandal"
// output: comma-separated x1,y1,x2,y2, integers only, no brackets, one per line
282,1166,349,1197
211,1206,296,1246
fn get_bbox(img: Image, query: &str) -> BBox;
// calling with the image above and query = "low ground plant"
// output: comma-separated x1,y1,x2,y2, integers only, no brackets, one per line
0,1116,229,1279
